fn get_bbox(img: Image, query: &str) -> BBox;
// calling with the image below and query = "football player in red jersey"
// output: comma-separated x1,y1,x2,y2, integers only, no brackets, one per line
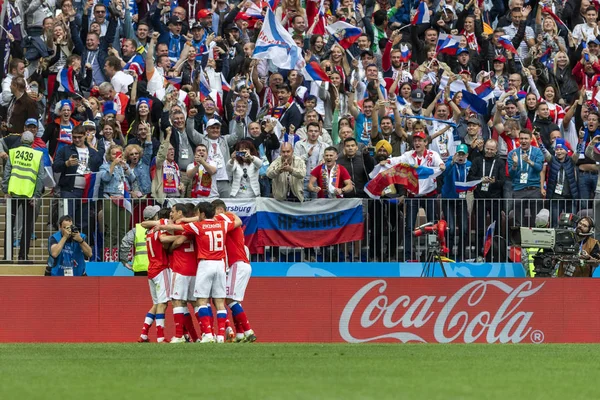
161,203,201,343
157,202,242,343
212,200,257,342
145,208,173,343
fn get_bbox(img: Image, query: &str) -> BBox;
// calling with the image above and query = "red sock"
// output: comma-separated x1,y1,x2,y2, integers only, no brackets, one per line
200,316,212,335
236,310,252,332
184,313,199,341
232,314,243,334
216,310,227,337
173,312,185,338
157,325,165,340
225,318,232,330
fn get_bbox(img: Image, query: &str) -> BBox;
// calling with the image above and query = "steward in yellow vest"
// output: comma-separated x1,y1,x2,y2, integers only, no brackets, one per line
119,205,162,276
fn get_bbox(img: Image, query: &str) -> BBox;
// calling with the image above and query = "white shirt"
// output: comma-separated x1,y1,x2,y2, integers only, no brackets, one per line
207,139,228,180
74,146,90,189
111,71,134,94
572,23,597,46
394,149,443,196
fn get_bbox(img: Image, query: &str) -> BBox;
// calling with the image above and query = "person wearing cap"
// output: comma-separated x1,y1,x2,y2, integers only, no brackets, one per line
408,88,425,116
508,128,544,227
47,215,93,276
451,47,478,77
119,204,161,276
557,216,600,277
441,143,472,260
490,55,509,90
54,124,103,236
463,117,485,161
0,117,38,159
467,138,506,258
196,9,214,33
152,6,187,63
2,131,47,261
541,138,579,226
395,126,445,260
42,99,80,158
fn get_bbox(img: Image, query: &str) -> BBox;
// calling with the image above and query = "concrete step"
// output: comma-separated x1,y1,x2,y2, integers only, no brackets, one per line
0,264,47,276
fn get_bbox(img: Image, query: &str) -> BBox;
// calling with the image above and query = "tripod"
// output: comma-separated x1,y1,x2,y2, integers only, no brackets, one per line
422,244,448,277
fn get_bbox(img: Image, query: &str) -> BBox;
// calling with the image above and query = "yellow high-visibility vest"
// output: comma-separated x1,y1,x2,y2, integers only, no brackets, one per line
132,224,149,272
7,146,42,198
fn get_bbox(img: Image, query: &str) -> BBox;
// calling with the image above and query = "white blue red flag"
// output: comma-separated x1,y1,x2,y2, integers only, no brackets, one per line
483,220,496,257
302,61,331,82
57,66,79,94
497,36,518,54
400,44,411,62
253,8,304,70
455,179,483,193
412,1,430,25
326,21,362,50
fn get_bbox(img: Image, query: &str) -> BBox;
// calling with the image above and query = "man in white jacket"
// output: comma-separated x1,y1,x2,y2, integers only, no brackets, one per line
293,122,325,200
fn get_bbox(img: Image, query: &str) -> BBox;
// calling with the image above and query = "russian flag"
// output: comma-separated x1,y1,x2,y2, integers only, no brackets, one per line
125,54,145,78
57,66,78,94
246,2,265,19
199,68,211,100
539,47,554,67
111,181,133,214
256,198,364,247
82,172,101,203
32,138,55,188
302,61,331,82
498,36,518,54
399,44,411,62
455,179,482,193
411,1,430,25
437,36,460,55
474,80,493,101
166,76,182,89
221,74,231,92
459,90,488,115
326,21,362,49
483,220,496,257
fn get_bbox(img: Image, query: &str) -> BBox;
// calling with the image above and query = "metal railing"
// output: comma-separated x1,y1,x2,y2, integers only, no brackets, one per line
1,197,596,263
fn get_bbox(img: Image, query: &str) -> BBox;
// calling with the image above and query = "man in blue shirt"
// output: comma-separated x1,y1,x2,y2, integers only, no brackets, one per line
47,215,93,276
508,129,544,227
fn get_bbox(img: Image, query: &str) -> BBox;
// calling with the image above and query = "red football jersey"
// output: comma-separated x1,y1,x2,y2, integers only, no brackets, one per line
216,212,248,265
171,231,198,276
182,219,231,261
147,230,169,279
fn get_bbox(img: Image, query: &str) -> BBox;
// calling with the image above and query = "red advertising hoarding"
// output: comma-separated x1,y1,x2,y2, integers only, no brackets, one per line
0,278,598,343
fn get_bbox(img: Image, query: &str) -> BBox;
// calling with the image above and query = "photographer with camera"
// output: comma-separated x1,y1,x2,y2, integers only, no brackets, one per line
557,217,600,277
46,215,93,276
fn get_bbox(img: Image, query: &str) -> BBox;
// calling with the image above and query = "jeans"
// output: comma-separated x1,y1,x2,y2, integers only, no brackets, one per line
578,171,598,210
259,175,272,198
303,177,317,201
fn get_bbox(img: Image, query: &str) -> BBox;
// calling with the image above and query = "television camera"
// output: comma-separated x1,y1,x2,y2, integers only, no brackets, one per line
413,220,448,277
515,213,579,277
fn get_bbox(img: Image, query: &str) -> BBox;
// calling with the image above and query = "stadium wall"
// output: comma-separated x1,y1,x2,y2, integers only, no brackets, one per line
0,277,597,343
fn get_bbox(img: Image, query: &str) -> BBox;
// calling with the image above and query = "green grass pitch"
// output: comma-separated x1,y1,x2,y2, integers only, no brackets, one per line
1,343,600,399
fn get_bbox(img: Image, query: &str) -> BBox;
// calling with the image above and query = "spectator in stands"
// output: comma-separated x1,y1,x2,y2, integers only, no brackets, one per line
508,129,544,227
47,215,92,276
267,142,306,202
54,125,102,239
228,140,263,199
152,128,184,203
468,139,506,258
187,144,218,198
308,146,353,198
5,76,38,135
2,131,46,261
337,137,374,198
100,143,136,261
295,122,326,200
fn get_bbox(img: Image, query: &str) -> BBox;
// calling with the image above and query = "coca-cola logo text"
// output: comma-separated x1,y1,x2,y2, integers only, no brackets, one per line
339,280,545,344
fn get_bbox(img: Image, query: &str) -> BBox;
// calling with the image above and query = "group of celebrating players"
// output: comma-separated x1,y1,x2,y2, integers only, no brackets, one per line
137,200,256,344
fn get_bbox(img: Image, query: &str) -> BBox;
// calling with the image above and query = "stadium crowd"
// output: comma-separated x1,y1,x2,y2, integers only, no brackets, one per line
2,0,600,263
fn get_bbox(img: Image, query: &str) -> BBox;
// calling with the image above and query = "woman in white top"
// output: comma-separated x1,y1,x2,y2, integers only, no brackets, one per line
227,140,263,198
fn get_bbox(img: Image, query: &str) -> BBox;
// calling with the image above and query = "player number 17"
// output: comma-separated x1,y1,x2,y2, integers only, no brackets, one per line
205,230,224,252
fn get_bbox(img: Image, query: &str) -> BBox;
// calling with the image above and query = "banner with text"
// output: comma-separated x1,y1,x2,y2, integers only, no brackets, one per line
1,278,599,343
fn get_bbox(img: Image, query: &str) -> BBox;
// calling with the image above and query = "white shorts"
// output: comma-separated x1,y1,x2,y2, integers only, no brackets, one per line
226,261,252,301
149,269,172,304
171,272,196,301
193,259,226,299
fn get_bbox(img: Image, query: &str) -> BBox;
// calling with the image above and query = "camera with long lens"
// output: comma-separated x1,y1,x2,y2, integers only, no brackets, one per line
512,213,579,277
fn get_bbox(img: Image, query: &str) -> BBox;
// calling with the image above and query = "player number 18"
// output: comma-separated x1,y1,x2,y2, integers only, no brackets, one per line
205,230,224,251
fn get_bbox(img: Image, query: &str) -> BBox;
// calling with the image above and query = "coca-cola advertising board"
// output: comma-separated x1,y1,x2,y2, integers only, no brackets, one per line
0,277,598,343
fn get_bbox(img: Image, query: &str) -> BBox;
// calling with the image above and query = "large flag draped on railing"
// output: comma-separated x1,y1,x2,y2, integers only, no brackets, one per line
365,163,443,199
256,199,364,247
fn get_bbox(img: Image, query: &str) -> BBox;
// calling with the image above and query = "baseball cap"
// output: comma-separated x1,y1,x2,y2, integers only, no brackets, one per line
206,118,222,128
467,117,481,126
21,131,35,144
197,9,212,19
493,55,506,63
456,48,469,55
191,21,203,30
25,118,38,127
168,16,183,25
82,120,96,129
413,131,427,140
143,205,161,220
411,89,425,103
588,38,600,45
456,144,469,154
